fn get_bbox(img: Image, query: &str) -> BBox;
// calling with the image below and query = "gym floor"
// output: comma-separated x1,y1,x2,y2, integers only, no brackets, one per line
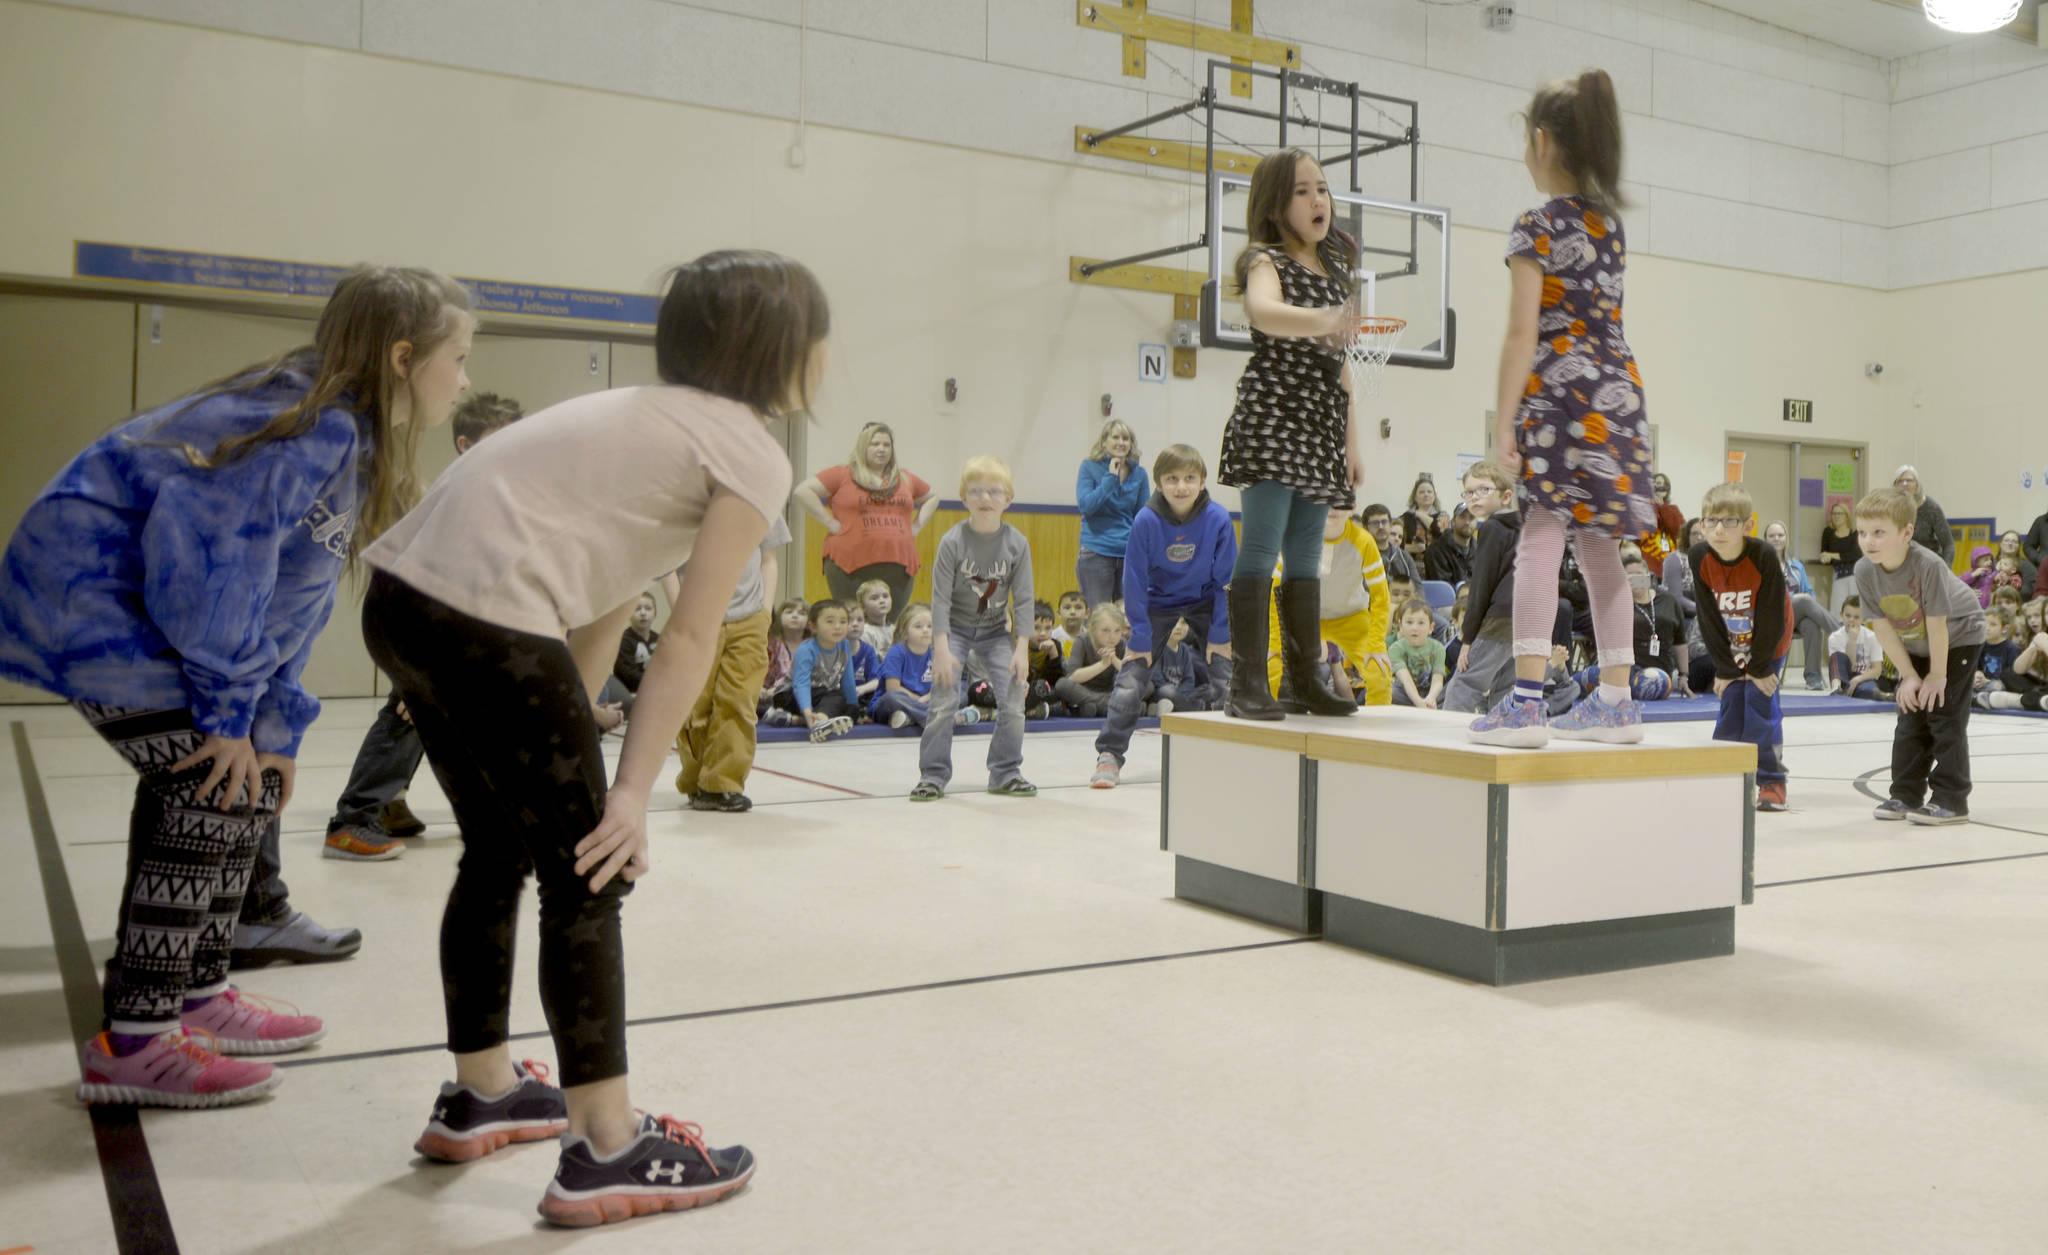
5,697,2044,1253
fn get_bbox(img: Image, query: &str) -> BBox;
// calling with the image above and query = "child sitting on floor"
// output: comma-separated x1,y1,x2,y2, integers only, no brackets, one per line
1390,598,1448,709
761,597,808,725
1828,595,1885,700
1058,603,1127,718
855,579,895,655
1147,617,1211,715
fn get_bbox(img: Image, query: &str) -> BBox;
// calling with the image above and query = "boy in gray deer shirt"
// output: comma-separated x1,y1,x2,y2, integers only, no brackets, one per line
913,456,1036,800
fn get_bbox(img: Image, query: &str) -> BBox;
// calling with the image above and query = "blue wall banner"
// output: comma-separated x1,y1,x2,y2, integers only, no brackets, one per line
74,241,660,326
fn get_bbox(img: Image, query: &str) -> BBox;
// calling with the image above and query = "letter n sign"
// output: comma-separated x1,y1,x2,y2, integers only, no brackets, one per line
1139,343,1168,383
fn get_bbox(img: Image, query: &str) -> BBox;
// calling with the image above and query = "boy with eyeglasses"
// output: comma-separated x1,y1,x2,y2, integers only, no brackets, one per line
1690,483,1793,812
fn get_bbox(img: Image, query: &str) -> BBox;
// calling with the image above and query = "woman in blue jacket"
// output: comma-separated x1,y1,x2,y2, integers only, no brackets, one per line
0,266,474,1108
1074,419,1148,608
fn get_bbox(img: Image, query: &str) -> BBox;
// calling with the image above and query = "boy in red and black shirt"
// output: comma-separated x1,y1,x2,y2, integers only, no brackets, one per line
1690,482,1794,812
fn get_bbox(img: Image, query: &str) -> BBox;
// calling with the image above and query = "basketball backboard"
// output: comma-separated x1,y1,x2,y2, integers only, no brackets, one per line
1202,170,1454,369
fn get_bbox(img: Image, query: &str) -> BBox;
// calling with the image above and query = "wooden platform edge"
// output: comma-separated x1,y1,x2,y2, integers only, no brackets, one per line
1158,712,1309,753
1304,733,1758,784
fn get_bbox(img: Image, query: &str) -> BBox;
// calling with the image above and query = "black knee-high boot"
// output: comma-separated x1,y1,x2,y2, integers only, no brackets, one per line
1225,579,1283,721
1278,580,1355,717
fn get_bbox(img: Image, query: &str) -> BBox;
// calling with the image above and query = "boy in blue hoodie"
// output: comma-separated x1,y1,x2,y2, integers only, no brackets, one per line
1089,445,1237,788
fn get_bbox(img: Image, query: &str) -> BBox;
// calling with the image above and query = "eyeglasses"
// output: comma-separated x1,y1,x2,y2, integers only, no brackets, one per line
1701,516,1746,530
1461,485,1499,499
962,485,1008,500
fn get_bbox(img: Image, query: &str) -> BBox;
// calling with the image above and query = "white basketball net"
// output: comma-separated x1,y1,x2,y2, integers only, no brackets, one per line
1345,316,1406,398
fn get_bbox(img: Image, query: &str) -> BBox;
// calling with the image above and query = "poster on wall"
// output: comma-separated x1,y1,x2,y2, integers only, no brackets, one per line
1725,450,1746,483
1825,463,1856,494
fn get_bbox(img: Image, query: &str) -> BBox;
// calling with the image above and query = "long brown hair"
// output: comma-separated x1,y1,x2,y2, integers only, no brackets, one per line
153,265,473,566
1231,148,1358,297
1525,69,1626,215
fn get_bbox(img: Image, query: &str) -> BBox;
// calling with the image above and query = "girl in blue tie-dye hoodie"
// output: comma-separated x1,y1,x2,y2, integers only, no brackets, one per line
0,266,474,1108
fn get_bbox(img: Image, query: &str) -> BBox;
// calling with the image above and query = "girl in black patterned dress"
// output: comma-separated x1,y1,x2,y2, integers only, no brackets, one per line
1217,149,1364,720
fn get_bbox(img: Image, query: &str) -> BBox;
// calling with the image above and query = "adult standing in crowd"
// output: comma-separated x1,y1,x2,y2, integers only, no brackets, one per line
1819,500,1862,615
793,421,935,618
1892,464,1953,566
1074,419,1148,608
1424,504,1476,585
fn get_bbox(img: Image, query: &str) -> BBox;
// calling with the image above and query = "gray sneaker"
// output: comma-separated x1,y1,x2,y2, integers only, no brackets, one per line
1908,803,1968,826
1872,798,1911,821
1090,753,1120,789
230,911,362,968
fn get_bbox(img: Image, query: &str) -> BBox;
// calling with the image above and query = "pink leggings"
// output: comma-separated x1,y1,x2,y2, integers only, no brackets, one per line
1513,506,1634,667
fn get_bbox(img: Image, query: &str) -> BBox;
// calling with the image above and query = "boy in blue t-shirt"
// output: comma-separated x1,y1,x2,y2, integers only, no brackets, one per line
1090,445,1237,789
779,599,860,741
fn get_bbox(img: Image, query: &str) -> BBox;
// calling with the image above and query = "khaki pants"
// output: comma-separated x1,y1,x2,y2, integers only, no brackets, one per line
674,608,772,796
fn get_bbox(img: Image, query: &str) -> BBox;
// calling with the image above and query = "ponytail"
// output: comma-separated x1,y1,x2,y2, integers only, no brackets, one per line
1527,69,1627,216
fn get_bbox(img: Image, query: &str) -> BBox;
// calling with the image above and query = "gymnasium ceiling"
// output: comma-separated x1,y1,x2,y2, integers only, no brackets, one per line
1701,0,2037,59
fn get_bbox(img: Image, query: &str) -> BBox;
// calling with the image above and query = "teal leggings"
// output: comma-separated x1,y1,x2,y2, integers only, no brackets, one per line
1231,480,1330,581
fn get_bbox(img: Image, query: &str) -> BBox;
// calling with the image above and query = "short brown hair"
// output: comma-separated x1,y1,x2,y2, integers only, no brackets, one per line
656,250,829,417
1701,482,1752,522
1853,487,1916,531
1153,443,1207,481
451,390,523,446
1396,597,1433,623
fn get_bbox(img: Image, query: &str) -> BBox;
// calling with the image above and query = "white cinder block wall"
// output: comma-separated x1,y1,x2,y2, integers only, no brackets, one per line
10,0,2048,526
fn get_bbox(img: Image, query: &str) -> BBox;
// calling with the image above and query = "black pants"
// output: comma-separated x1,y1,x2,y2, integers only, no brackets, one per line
363,572,631,1087
1892,645,1981,814
327,690,425,832
773,687,850,720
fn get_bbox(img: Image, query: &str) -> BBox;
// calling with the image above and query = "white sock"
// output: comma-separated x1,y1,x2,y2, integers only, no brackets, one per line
1597,683,1629,706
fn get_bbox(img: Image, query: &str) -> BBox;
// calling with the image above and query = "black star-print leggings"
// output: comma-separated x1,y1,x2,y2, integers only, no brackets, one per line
362,571,632,1087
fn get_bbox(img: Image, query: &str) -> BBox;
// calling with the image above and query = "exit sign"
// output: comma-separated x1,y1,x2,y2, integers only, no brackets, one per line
1783,398,1813,423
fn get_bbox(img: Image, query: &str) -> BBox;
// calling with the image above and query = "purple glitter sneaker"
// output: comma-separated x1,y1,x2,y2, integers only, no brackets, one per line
1550,692,1645,744
1467,694,1549,748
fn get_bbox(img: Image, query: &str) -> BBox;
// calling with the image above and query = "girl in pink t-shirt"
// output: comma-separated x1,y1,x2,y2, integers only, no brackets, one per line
792,421,936,617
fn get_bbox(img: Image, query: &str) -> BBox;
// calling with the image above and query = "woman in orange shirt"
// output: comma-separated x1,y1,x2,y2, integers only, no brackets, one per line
792,421,937,619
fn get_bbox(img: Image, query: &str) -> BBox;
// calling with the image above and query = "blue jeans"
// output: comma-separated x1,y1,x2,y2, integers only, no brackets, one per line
1713,666,1786,786
919,628,1026,788
1829,652,1880,699
327,690,426,831
1231,480,1328,581
871,687,935,728
1095,604,1225,764
1076,549,1123,609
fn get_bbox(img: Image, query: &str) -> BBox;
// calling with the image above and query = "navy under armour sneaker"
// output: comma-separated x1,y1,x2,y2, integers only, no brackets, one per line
414,1059,568,1163
538,1110,755,1228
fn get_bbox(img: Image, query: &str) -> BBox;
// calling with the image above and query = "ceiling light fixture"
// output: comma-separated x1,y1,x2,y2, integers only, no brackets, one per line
1922,0,2023,33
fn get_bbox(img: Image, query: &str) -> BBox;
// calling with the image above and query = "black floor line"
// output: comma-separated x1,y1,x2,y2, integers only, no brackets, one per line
12,722,179,1255
1755,848,2048,888
274,935,1319,1072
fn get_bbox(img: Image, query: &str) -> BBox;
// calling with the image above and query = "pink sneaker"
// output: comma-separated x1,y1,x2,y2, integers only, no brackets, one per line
78,1028,281,1108
182,987,327,1055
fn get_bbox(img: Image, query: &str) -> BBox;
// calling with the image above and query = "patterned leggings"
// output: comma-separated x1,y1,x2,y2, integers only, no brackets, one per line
362,572,631,1087
75,702,282,1036
1513,506,1634,667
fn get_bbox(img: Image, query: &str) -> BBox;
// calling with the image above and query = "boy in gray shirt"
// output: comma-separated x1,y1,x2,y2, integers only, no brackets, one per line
1853,487,1986,825
913,456,1036,800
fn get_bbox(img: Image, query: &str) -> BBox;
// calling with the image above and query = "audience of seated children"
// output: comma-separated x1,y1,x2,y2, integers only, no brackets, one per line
781,597,861,740
1980,598,2048,711
1444,460,1518,713
1384,572,1455,649
1389,598,1448,709
761,598,808,725
1828,595,1885,699
1692,482,1793,812
1853,486,1986,824
1059,603,1127,718
912,453,1036,801
855,579,895,654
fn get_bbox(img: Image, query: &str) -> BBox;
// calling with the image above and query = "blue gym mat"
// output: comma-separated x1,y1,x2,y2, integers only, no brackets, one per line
758,714,1142,743
1637,692,2048,723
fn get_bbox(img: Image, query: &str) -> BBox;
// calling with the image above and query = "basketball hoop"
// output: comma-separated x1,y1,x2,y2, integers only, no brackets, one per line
1345,315,1406,398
